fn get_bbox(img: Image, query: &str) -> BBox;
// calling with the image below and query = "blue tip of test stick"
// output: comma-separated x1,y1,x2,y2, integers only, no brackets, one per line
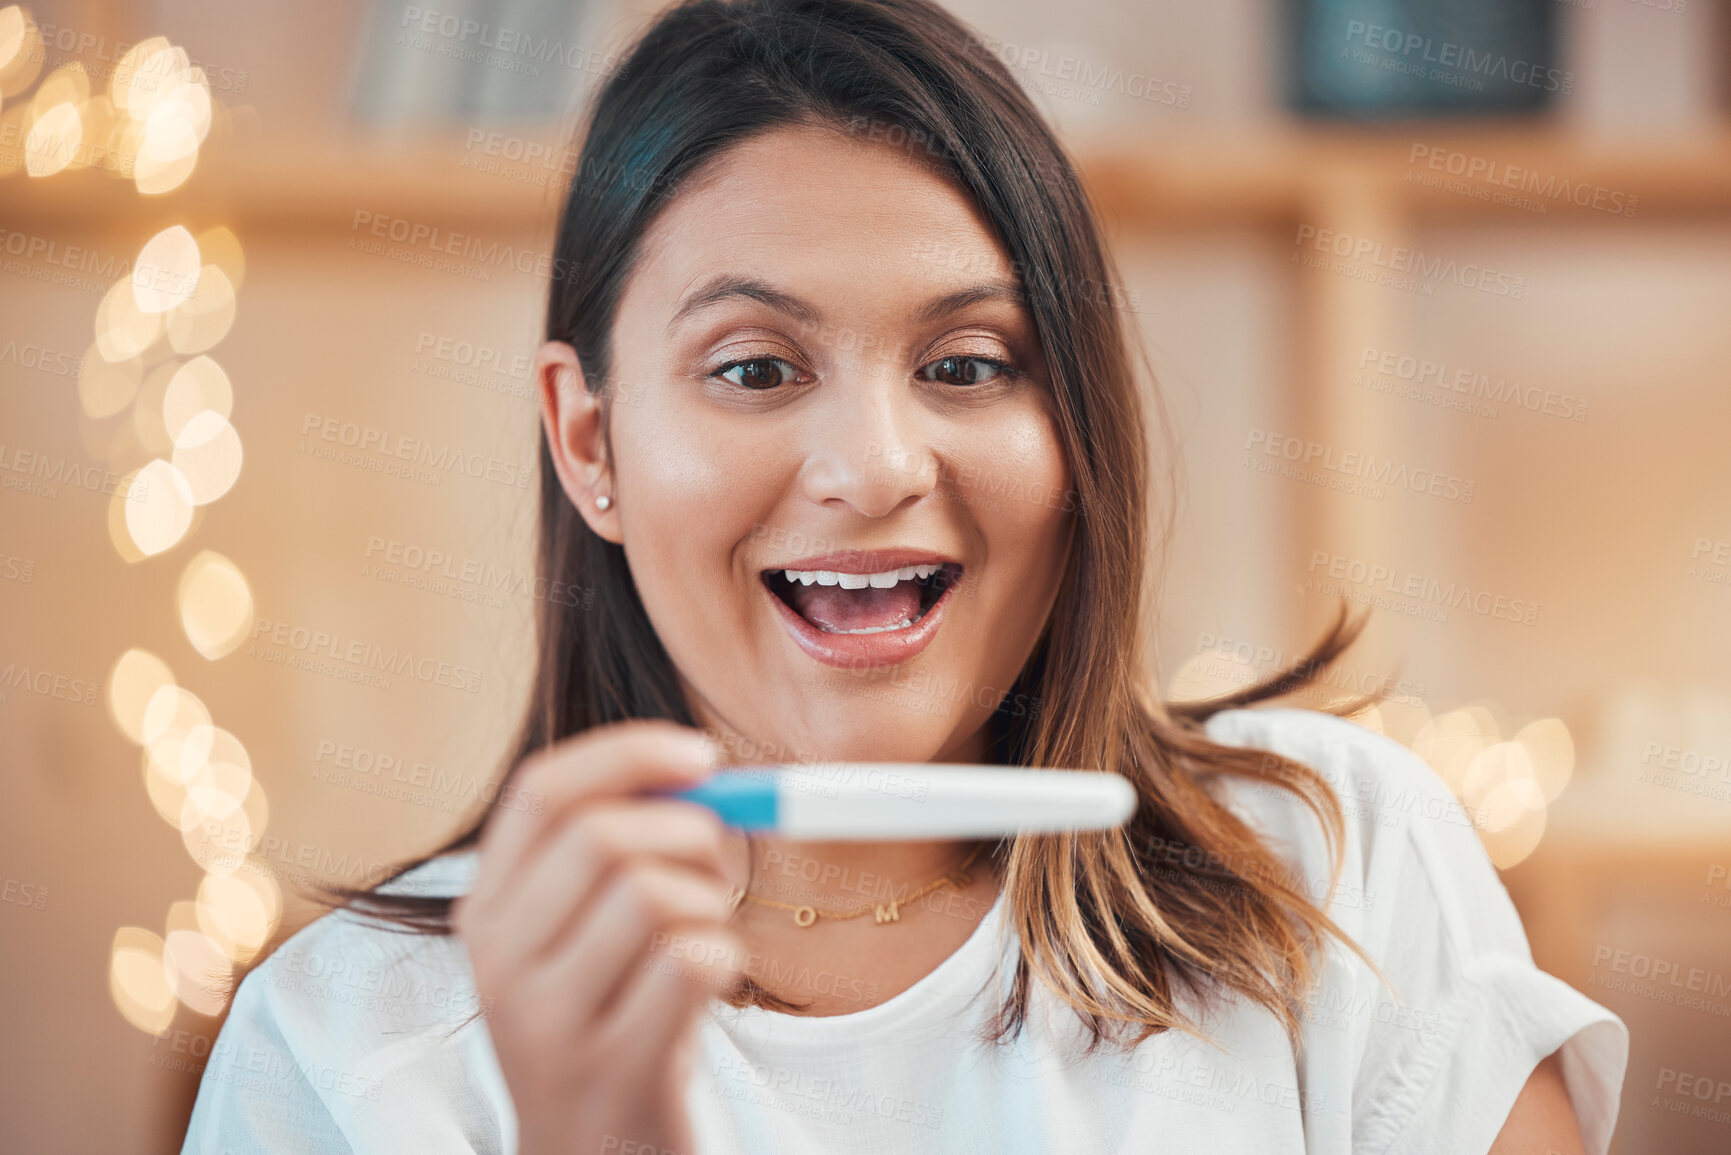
670,772,780,830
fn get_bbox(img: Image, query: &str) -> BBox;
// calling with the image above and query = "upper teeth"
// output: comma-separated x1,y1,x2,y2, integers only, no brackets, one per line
781,564,941,587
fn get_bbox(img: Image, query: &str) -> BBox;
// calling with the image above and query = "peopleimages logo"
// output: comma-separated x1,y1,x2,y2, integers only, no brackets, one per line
1245,428,1475,503
1342,20,1572,95
1306,551,1540,627
248,616,484,694
0,661,99,707
1590,945,1731,1000
971,35,1192,108
1293,225,1526,299
412,331,532,381
397,7,624,76
349,211,578,284
0,443,151,502
1407,144,1638,218
0,338,82,380
1357,346,1589,422
298,412,534,489
0,226,133,282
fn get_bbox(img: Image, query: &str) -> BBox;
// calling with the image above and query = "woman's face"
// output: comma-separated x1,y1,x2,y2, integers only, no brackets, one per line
548,122,1073,764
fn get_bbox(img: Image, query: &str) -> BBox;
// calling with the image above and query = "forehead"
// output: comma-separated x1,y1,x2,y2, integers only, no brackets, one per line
625,122,1017,317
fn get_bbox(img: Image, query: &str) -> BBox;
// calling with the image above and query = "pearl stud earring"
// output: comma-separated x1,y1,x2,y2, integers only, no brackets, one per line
595,494,612,511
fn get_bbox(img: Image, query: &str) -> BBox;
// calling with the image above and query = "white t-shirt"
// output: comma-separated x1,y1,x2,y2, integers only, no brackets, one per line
181,707,1628,1154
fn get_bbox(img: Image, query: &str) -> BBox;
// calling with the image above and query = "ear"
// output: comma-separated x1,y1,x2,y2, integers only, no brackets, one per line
536,340,622,544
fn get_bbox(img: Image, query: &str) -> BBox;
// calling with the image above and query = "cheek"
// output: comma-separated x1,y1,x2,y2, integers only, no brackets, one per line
607,387,789,625
963,407,1073,568
1004,415,1071,506
612,386,735,505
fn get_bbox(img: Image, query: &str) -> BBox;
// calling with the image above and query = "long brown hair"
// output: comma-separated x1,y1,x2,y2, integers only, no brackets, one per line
305,0,1384,1052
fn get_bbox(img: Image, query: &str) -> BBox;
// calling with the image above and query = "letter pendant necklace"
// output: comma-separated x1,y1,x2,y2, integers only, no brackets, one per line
731,844,985,928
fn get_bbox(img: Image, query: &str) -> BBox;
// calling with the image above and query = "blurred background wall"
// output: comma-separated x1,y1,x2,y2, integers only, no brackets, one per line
1,0,1728,1151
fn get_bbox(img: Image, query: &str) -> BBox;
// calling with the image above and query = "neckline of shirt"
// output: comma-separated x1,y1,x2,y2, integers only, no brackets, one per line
384,849,1015,1046
376,849,483,898
706,879,1013,1048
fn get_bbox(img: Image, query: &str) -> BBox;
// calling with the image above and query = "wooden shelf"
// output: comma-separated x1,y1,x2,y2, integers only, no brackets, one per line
6,123,1731,233
1082,123,1731,229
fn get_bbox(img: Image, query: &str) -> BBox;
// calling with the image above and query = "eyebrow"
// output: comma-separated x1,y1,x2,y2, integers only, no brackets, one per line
667,275,821,332
665,274,1027,333
909,279,1025,323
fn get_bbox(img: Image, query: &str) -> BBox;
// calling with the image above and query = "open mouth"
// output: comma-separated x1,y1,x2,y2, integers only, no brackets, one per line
763,562,963,635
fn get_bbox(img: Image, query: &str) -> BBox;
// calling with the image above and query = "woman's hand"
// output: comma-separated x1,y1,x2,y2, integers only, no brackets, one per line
452,720,744,1155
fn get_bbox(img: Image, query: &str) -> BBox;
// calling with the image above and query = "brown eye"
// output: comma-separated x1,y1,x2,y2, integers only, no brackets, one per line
717,358,798,390
920,356,1006,386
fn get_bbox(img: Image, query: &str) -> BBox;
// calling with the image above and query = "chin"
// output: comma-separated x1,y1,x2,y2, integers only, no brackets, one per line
749,686,986,766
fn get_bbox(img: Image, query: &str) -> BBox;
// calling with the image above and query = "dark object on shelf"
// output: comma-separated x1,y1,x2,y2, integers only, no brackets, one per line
1287,0,1561,119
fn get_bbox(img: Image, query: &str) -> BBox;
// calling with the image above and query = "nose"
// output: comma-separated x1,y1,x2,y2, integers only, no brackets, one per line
798,376,938,518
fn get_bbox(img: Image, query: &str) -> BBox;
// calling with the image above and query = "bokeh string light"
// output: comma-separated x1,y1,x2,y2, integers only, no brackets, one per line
1168,645,1574,870
1,14,216,193
0,4,273,1034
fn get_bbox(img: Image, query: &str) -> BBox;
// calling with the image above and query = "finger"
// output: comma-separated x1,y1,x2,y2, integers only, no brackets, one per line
541,860,739,1031
470,721,718,905
595,922,744,1067
466,799,733,969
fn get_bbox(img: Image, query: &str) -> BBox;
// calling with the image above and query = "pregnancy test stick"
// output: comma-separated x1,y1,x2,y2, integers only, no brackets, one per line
666,764,1136,839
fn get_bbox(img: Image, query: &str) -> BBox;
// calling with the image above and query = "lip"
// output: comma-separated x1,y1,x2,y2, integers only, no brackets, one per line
760,549,962,670
766,548,958,574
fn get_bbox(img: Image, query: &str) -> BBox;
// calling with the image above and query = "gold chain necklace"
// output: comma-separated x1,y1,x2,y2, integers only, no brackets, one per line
730,844,986,928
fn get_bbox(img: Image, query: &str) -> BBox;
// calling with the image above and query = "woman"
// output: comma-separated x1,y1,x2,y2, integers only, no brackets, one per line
183,0,1627,1151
